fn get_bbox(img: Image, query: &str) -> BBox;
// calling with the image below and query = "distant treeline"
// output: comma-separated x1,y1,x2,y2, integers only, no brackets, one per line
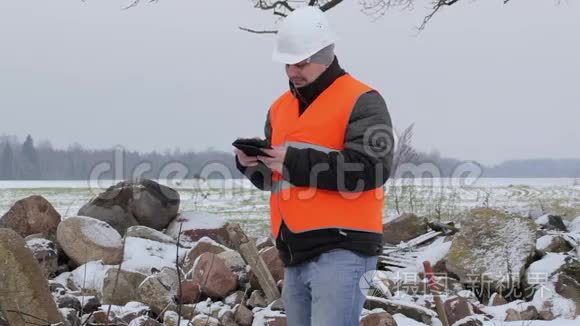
0,135,240,180
0,134,579,180
411,150,580,178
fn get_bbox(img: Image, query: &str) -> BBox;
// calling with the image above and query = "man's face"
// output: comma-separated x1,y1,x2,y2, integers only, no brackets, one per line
285,58,327,88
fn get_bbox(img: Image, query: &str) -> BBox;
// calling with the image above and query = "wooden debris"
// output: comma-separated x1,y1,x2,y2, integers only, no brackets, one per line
225,223,280,303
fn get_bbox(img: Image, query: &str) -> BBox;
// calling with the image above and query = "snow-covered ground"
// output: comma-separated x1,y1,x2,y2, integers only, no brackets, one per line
1,178,579,237
2,178,577,325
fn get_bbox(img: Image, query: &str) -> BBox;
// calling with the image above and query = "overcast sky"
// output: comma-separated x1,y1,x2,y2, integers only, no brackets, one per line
0,0,578,165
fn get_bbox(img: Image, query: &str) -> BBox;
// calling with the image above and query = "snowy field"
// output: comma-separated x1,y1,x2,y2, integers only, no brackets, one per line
1,178,578,237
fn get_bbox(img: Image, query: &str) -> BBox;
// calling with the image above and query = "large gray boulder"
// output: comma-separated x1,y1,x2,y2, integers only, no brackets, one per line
78,179,180,234
446,208,536,291
0,228,64,326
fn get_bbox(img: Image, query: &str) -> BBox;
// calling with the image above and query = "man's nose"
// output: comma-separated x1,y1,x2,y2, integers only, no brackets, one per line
286,65,300,76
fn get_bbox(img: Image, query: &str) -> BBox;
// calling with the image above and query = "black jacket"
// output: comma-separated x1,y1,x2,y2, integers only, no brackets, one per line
236,57,394,266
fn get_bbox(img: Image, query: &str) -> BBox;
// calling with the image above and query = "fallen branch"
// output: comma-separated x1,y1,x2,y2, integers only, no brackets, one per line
226,223,280,303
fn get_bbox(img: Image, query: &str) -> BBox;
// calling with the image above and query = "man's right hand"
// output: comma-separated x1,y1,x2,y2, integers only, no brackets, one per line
234,148,260,167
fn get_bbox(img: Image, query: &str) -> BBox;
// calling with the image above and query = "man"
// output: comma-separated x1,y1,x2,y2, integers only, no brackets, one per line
234,6,394,326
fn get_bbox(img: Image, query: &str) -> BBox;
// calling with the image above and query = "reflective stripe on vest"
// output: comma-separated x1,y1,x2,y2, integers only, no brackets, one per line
268,75,384,239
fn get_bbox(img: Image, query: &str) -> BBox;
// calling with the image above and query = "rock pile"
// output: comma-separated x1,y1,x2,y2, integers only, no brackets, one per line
0,179,578,326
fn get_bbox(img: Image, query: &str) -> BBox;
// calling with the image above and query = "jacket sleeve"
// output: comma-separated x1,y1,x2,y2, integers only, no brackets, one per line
282,90,394,192
235,110,273,191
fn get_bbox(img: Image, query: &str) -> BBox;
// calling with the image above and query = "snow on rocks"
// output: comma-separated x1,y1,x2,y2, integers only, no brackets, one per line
56,215,123,265
251,306,286,326
4,182,580,326
414,237,452,272
478,299,536,321
527,252,569,277
166,210,231,247
391,313,433,325
376,207,580,324
83,301,150,325
446,208,536,291
535,214,568,232
180,297,233,320
536,234,574,255
182,236,229,272
54,260,113,295
25,236,58,277
364,296,438,325
128,315,162,326
122,236,184,275
549,260,580,317
531,285,577,320
568,216,580,233
126,225,177,245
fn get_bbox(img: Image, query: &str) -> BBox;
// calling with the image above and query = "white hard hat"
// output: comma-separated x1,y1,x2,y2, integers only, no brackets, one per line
272,6,337,65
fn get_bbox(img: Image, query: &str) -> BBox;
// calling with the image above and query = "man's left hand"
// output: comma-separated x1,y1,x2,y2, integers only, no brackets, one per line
258,145,288,174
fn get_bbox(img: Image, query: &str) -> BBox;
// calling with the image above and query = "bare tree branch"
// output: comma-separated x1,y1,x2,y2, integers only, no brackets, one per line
238,26,278,34
417,0,461,32
122,0,158,11
254,0,295,12
120,0,525,33
320,0,344,11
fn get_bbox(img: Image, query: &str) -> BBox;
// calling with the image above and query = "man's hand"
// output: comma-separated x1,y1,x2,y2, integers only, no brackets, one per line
258,145,288,174
234,148,260,167
234,136,265,167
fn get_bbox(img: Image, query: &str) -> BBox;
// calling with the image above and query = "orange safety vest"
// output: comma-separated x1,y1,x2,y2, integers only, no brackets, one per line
269,74,384,239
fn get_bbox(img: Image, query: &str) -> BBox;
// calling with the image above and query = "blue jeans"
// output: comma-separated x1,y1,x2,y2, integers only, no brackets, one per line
281,248,379,326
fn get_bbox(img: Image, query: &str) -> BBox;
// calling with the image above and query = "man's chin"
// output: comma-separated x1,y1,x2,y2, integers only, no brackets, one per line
292,80,309,88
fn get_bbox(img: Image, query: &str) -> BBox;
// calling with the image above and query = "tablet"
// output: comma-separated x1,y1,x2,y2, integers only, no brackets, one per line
232,138,274,157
